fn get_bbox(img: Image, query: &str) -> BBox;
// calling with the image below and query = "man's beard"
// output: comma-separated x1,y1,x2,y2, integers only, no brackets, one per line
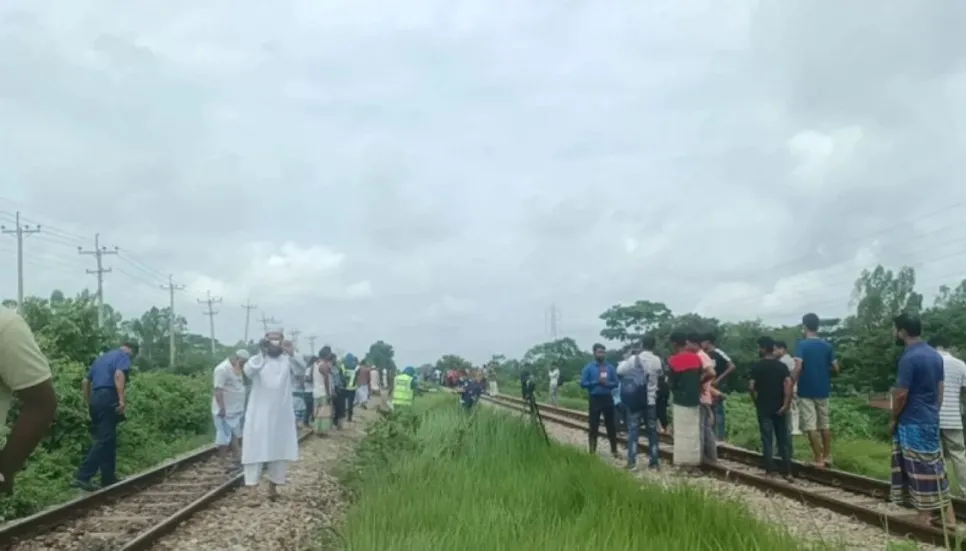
266,347,283,357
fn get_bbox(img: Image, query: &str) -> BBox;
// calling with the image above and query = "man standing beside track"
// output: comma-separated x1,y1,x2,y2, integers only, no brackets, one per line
701,333,735,443
72,342,139,491
579,343,620,459
749,337,793,480
242,331,299,502
212,350,250,463
793,313,839,468
889,314,955,529
0,307,57,494
548,363,561,405
667,331,707,469
928,335,966,495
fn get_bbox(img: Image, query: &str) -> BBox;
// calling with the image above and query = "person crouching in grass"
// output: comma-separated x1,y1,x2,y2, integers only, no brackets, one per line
667,331,705,470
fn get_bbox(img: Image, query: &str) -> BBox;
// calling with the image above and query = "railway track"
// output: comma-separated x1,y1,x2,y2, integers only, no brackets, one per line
482,392,964,549
0,430,314,551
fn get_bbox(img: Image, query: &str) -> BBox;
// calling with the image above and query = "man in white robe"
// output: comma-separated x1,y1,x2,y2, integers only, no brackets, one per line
242,332,300,501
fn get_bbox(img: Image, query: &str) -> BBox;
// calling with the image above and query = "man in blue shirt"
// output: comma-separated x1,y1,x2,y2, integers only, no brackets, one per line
792,313,838,468
889,313,955,528
72,342,138,491
580,343,620,459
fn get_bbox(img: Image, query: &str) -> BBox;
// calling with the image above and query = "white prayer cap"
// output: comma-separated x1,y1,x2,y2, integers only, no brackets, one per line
234,349,251,360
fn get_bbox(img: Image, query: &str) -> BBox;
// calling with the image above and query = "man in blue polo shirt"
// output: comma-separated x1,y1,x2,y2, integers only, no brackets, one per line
71,342,139,491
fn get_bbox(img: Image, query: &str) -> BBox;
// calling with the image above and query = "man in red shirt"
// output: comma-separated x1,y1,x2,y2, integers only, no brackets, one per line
667,331,707,468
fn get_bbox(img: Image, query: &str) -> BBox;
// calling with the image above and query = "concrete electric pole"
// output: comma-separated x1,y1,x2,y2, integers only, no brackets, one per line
78,233,118,328
1,211,40,313
198,290,222,356
259,312,279,334
241,300,257,344
160,274,185,369
307,335,318,355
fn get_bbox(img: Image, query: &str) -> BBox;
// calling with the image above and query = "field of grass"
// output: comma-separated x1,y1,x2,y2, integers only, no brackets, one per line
334,393,838,551
498,380,897,482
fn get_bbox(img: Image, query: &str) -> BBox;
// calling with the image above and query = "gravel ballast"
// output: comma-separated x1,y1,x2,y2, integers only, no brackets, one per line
151,405,378,551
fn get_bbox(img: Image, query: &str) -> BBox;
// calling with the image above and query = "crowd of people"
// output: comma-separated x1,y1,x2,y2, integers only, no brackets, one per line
571,311,965,529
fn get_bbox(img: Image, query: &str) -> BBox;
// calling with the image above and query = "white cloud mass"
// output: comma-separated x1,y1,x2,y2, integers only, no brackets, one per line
1,0,965,364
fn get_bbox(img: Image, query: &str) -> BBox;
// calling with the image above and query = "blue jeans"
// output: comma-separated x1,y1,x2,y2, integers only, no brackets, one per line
626,406,660,467
75,388,120,485
713,399,727,440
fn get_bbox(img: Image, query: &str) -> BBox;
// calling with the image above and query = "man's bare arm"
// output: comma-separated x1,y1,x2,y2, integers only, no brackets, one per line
0,380,57,491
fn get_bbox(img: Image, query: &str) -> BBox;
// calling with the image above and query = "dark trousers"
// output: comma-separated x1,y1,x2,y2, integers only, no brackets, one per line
332,389,347,426
587,394,618,454
759,411,792,474
302,392,314,425
75,388,120,485
341,388,356,422
656,388,670,430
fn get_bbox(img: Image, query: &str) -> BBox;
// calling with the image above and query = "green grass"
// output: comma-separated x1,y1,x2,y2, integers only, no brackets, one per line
334,394,837,551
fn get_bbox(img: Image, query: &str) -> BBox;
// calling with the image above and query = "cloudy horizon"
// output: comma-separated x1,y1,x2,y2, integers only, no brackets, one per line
2,0,964,365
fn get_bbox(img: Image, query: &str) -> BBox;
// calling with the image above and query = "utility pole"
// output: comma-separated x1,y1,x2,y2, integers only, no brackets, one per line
198,290,222,356
1,211,40,313
160,275,185,369
259,312,279,333
290,329,301,350
546,303,560,340
241,300,257,343
308,335,317,355
78,233,118,328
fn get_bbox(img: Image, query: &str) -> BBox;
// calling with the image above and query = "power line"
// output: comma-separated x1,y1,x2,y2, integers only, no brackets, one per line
259,312,279,334
241,301,258,344
160,275,185,369
198,290,222,356
78,233,118,328
1,211,41,312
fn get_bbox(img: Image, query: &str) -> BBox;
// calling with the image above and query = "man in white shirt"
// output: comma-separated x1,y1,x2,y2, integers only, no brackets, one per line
775,341,802,437
212,349,251,462
617,335,664,469
548,365,561,405
928,335,966,495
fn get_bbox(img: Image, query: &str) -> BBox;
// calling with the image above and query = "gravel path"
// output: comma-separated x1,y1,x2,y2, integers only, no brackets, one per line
489,402,945,551
151,404,379,551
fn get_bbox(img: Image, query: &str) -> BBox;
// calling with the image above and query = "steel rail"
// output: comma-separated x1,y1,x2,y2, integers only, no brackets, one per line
0,430,314,550
482,392,964,549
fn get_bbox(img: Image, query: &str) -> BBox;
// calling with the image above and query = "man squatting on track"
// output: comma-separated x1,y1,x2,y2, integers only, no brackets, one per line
212,349,251,463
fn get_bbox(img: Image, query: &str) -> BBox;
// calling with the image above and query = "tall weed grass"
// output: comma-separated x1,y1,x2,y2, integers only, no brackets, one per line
337,395,837,551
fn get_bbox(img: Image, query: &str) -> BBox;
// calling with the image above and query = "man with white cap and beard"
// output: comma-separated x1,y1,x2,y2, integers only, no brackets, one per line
241,331,299,501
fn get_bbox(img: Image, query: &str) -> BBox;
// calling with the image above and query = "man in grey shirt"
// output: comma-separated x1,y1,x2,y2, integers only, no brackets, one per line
618,334,664,469
775,340,800,452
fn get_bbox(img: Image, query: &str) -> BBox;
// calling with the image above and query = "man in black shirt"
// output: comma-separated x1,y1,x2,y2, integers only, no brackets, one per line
749,336,793,479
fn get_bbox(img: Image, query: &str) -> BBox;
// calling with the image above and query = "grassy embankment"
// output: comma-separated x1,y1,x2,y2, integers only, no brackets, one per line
332,393,840,551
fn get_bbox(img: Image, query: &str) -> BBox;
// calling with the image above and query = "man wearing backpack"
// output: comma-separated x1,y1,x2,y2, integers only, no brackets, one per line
618,334,664,470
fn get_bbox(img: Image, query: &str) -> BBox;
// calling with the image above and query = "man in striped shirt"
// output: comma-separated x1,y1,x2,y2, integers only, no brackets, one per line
928,335,966,495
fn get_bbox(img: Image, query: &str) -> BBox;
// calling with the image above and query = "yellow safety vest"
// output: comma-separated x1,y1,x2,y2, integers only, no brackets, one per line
343,365,358,390
393,374,414,407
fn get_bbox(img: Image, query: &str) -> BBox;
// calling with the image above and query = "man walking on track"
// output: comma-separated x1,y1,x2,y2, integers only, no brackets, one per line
929,335,966,495
341,353,360,422
212,349,250,463
0,307,57,494
580,343,620,459
793,313,839,468
355,360,371,409
72,342,138,491
242,331,299,502
890,314,955,529
312,348,334,435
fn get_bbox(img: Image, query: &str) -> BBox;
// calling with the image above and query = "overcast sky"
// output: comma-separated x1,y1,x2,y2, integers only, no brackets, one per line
1,1,964,365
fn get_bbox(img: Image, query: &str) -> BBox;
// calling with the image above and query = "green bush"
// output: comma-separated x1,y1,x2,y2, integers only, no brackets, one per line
335,395,835,551
0,295,214,521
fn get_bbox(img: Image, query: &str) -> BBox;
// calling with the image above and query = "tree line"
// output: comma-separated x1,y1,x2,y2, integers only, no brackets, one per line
434,264,966,395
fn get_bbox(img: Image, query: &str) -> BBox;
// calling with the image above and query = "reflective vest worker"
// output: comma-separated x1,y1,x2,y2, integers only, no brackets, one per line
392,367,417,410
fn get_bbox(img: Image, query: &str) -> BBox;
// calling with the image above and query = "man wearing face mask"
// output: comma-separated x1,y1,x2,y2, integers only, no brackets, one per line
241,331,300,502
